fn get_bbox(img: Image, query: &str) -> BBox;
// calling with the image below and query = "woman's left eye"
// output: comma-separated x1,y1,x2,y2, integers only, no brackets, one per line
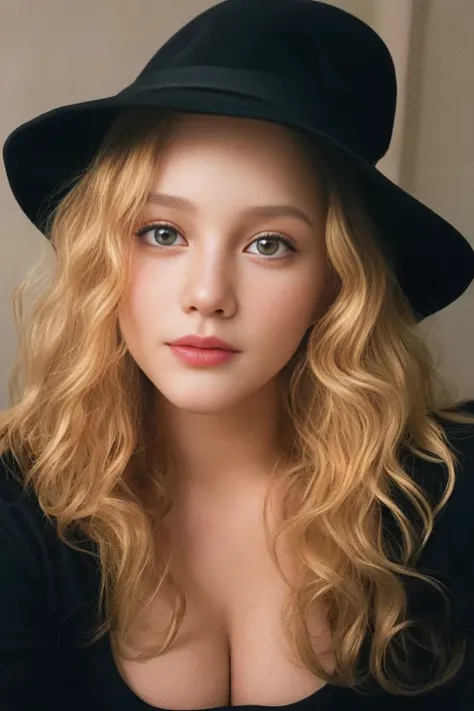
246,234,296,259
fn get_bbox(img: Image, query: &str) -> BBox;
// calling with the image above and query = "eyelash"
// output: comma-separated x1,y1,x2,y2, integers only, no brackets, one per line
134,221,298,260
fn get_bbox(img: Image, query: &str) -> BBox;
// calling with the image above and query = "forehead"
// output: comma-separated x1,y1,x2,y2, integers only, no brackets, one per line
158,112,313,163
147,113,323,208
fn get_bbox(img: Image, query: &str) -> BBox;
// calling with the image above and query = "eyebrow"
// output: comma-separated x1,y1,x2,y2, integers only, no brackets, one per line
146,192,315,229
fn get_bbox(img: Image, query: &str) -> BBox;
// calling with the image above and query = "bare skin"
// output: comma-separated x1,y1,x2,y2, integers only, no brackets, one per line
116,113,335,708
112,481,335,708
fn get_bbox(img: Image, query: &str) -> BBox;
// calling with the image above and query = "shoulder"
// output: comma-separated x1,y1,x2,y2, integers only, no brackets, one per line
0,453,101,707
429,398,474,523
0,450,55,553
407,400,474,602
0,448,99,560
400,399,474,523
382,401,474,593
0,449,101,626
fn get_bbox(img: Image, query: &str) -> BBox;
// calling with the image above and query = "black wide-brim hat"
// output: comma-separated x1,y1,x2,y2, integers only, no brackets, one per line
3,0,474,323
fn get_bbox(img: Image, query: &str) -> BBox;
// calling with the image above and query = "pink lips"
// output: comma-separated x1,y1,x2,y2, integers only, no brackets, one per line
166,334,240,367
167,335,237,351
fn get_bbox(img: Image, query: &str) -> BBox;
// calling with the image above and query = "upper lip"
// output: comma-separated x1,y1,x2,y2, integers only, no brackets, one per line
167,335,239,351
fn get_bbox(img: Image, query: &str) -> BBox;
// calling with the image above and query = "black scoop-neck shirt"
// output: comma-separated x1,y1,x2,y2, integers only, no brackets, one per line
1,402,473,711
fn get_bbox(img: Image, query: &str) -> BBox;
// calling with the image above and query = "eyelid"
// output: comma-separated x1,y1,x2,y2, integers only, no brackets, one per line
135,220,180,235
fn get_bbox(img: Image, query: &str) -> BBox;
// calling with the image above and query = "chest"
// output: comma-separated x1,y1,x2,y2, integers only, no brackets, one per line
112,489,335,708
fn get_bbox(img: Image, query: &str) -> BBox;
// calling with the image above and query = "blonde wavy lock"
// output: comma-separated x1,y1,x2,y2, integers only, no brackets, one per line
1,107,474,697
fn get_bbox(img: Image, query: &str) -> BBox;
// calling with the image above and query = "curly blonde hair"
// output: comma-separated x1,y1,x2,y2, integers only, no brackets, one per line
1,107,473,697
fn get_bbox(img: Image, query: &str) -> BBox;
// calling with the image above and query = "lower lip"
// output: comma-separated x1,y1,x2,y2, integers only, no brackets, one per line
167,345,238,366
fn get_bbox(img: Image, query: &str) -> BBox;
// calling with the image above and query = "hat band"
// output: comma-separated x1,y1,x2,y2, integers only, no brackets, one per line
120,65,378,163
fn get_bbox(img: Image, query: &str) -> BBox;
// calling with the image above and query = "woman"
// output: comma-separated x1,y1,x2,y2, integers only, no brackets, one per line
1,1,474,709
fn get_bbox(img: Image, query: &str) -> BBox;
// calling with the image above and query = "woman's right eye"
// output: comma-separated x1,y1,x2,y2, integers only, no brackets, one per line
135,222,185,248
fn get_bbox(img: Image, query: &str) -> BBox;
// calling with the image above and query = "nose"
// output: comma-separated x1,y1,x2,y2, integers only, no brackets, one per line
180,246,238,318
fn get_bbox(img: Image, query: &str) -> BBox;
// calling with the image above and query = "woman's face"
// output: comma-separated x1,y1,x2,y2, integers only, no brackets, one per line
118,113,329,414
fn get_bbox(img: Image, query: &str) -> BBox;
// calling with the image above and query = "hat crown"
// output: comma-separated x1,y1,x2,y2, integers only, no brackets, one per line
134,0,397,163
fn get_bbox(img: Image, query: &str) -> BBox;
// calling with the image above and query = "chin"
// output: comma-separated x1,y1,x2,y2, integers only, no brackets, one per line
156,387,248,415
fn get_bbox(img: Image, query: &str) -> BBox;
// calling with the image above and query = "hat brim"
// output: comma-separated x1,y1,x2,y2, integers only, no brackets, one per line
3,83,474,322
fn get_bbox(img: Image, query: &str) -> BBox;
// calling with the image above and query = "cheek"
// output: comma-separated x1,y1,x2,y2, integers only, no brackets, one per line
125,253,176,308
253,277,324,352
118,264,165,343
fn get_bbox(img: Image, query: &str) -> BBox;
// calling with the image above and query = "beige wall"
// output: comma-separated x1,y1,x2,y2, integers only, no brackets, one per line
1,0,473,408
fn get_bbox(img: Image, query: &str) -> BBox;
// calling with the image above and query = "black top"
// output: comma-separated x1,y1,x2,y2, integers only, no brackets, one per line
1,403,474,711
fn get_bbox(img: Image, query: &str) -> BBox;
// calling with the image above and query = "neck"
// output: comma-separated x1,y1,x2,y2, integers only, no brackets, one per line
154,377,292,503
